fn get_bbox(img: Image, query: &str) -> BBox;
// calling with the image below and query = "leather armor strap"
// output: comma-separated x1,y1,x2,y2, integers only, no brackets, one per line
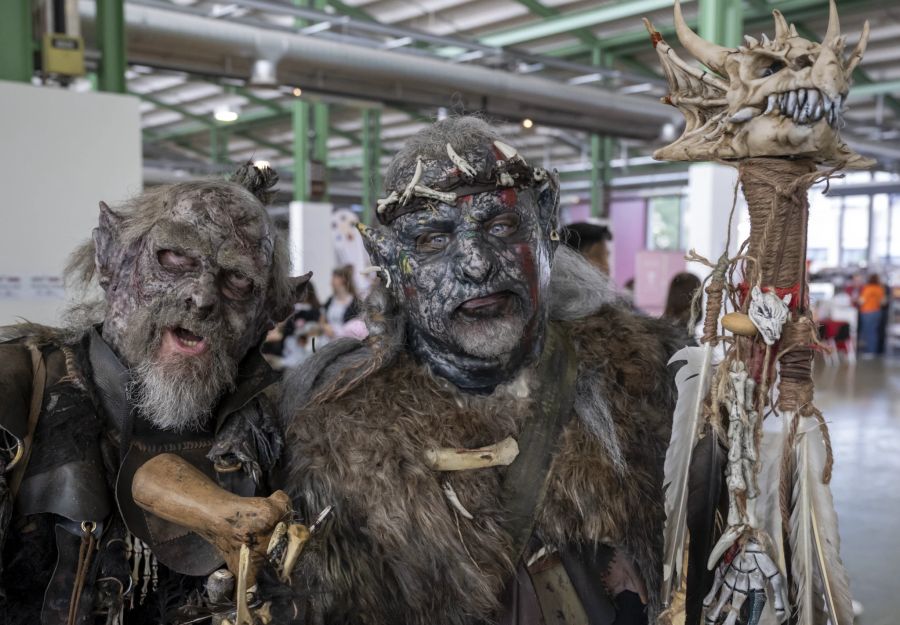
9,345,47,498
499,324,578,561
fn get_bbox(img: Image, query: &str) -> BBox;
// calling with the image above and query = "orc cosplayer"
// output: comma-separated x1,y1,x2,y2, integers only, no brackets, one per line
280,117,689,625
0,165,307,624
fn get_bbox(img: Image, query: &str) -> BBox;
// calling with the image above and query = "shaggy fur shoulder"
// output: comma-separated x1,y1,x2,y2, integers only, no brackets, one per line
279,307,688,625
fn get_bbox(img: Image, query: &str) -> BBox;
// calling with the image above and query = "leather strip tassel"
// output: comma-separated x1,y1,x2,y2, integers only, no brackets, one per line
67,521,97,625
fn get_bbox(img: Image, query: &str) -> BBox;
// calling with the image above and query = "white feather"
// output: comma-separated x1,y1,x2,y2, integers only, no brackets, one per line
789,417,853,625
662,344,714,604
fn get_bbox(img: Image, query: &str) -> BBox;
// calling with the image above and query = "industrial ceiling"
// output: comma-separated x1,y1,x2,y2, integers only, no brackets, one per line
74,0,900,203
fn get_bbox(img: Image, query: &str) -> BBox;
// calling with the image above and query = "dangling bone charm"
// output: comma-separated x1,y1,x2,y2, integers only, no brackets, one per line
748,286,792,345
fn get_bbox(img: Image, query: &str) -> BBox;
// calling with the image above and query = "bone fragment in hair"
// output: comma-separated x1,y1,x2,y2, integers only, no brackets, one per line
498,172,515,187
728,107,759,123
412,185,456,205
400,157,424,206
493,140,520,162
424,436,520,471
376,190,399,214
441,480,474,520
446,143,478,179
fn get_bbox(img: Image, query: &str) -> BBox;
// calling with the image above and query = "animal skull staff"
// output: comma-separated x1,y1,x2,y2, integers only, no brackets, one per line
644,2,869,625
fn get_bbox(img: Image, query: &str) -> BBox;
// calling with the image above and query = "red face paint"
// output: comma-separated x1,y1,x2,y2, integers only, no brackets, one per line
499,189,518,208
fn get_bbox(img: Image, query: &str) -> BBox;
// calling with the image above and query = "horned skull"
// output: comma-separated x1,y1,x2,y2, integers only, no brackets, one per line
646,0,872,168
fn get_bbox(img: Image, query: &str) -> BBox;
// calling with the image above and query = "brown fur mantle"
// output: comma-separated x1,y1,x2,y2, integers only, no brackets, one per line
279,306,687,625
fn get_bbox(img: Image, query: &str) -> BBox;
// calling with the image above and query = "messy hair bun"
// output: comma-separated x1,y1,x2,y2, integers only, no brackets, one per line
230,160,280,205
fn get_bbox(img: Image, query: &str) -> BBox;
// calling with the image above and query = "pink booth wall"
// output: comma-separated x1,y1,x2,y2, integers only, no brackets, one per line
610,197,647,288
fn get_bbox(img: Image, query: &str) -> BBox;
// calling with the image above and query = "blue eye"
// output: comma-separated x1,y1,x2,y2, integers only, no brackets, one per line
416,231,452,253
486,213,520,237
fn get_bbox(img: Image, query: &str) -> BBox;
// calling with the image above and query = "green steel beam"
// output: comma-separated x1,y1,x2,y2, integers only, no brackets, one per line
545,0,880,59
511,0,601,50
481,0,689,48
0,0,33,83
293,100,310,202
851,79,900,99
327,0,377,23
361,108,381,223
97,0,126,93
699,0,742,50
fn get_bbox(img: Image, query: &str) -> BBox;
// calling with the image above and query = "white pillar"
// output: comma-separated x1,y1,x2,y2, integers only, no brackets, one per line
289,201,335,302
683,163,745,280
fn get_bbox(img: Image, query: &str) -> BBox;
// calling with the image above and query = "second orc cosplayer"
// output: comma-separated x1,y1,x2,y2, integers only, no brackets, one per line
0,165,307,624
280,117,689,625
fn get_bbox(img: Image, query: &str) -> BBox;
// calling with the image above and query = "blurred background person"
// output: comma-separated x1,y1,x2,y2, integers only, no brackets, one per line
663,271,702,329
859,273,887,357
562,222,613,275
321,264,366,341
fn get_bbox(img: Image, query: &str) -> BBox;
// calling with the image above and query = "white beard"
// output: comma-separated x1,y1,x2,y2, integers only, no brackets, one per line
450,314,527,359
129,354,236,433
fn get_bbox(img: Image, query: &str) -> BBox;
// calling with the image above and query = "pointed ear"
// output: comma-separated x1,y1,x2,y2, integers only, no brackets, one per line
536,170,561,230
357,222,394,267
271,272,312,323
92,201,122,290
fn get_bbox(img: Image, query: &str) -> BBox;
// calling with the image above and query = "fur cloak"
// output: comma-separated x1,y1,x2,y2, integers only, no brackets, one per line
280,293,689,625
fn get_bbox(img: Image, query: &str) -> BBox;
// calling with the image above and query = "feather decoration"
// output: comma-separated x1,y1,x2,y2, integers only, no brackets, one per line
662,344,715,604
685,425,725,625
789,416,853,625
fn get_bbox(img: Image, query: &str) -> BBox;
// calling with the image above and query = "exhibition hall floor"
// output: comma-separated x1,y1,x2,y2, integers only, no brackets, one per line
817,358,900,625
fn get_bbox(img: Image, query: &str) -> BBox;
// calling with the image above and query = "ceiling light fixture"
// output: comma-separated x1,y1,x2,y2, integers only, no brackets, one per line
522,118,534,129
214,106,239,122
293,87,303,97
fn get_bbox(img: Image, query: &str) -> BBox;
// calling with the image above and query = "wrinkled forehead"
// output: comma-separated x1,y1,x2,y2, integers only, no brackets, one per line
148,188,273,263
392,187,538,233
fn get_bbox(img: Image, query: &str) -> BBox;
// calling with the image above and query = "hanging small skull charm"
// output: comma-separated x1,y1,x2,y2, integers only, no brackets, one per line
748,286,792,345
703,539,789,625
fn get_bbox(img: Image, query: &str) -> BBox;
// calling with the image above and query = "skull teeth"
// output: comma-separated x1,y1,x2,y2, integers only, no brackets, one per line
762,88,845,129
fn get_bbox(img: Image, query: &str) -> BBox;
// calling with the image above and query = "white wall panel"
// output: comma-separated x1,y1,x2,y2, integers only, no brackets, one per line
0,81,142,326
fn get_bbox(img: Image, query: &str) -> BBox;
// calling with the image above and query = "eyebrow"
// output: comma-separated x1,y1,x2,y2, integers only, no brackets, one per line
151,220,205,252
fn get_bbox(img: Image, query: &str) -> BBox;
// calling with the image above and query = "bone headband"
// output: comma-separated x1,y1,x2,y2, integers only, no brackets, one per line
375,140,550,226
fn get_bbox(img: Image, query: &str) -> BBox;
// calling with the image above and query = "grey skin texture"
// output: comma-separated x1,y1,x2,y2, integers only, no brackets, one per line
94,185,277,429
362,141,560,392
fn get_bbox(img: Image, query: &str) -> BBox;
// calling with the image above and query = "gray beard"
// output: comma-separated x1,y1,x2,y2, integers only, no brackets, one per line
449,314,527,359
129,352,237,433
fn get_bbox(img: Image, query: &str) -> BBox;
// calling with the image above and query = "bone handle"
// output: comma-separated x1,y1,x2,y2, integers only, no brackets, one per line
132,453,290,582
424,436,519,471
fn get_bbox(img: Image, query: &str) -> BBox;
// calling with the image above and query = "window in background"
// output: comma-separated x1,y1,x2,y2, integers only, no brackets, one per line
646,195,682,251
891,194,900,265
841,194,870,267
873,193,890,265
808,193,841,271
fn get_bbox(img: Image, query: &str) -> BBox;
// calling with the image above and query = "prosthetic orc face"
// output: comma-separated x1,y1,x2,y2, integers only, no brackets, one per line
361,126,560,392
647,0,872,167
94,177,302,431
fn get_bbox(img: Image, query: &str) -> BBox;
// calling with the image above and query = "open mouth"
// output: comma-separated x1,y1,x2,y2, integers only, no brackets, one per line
456,291,516,318
731,89,846,128
162,326,209,356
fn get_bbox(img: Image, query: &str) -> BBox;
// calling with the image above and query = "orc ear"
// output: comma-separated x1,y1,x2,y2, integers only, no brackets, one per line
270,272,312,324
536,170,561,234
93,201,122,290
